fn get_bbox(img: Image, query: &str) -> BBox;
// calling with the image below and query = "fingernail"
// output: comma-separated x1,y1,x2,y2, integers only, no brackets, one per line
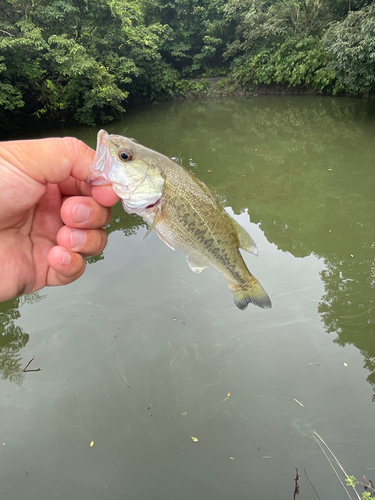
72,203,90,223
60,248,72,266
70,229,86,251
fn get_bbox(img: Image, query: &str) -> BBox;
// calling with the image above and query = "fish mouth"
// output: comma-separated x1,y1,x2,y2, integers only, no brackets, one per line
87,130,112,185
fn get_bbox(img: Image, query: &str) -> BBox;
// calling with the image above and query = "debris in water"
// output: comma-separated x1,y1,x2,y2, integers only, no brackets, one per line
293,398,304,407
22,355,41,373
223,392,231,402
294,467,300,498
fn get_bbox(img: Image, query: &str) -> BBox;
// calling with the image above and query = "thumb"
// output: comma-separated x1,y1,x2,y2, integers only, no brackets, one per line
0,136,95,185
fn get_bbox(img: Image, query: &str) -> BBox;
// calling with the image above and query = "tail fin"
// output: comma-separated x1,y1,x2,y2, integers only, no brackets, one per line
230,279,272,310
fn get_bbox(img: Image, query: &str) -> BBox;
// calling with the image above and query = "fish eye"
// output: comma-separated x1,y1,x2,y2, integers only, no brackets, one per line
118,148,133,162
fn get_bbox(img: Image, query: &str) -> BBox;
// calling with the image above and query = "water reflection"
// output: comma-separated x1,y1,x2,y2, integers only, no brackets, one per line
319,256,375,399
112,96,375,398
0,294,42,383
0,209,145,384
1,95,375,405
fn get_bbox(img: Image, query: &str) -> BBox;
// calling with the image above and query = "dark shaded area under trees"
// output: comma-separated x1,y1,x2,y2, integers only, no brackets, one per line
0,0,374,132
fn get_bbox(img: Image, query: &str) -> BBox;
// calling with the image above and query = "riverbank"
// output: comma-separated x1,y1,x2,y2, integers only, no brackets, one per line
4,77,374,140
171,76,375,100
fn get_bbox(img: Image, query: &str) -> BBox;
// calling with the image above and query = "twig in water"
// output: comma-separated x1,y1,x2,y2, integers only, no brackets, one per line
294,467,300,499
22,356,41,373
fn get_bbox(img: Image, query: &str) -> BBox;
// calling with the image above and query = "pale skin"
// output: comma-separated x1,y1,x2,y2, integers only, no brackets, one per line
0,136,119,303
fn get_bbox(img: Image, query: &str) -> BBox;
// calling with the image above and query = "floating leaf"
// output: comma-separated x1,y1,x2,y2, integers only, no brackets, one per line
90,441,94,447
190,436,199,442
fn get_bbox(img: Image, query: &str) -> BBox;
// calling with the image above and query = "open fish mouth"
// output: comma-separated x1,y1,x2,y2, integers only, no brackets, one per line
87,129,113,185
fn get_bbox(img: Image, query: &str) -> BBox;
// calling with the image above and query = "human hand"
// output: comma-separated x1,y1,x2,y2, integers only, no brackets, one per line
0,136,119,303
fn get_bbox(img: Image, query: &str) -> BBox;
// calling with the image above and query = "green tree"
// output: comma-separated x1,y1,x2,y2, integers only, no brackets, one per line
1,0,375,130
0,0,179,129
147,0,234,75
323,2,375,95
223,0,335,60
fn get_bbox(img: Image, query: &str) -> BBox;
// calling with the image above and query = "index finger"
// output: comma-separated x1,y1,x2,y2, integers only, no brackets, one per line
59,177,119,207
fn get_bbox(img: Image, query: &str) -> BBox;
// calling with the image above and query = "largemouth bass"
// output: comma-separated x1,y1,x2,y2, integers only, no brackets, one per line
88,130,271,310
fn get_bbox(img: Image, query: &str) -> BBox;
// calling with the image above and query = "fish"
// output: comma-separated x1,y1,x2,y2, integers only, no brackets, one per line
88,130,272,310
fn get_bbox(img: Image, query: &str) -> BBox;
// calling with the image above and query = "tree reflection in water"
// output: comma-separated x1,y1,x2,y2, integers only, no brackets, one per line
0,295,34,384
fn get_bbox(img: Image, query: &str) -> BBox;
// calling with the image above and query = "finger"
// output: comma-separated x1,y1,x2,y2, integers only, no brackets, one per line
1,137,95,185
91,185,119,207
61,196,112,229
46,246,86,287
59,177,92,197
56,226,108,255
59,179,119,206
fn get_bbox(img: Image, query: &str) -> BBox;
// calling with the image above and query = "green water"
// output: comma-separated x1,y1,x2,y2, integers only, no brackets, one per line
1,95,375,499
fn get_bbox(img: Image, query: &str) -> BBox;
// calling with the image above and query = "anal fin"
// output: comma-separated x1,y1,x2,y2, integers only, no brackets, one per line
186,255,208,273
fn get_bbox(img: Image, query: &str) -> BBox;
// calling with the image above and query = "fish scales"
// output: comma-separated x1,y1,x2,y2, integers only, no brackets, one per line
159,177,252,287
88,130,272,310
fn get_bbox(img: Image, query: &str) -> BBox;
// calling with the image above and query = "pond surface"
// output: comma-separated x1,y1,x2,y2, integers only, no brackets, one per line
1,95,375,499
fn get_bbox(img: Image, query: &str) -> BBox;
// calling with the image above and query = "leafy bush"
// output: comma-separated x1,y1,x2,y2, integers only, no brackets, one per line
324,3,375,95
174,79,211,96
231,36,337,93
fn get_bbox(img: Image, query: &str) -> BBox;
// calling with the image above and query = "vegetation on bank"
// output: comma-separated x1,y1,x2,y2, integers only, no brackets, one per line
1,0,375,131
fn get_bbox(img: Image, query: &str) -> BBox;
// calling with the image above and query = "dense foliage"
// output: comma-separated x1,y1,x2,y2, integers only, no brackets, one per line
0,0,374,130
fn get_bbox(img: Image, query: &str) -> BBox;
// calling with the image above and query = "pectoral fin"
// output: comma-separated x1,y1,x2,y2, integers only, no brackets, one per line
231,218,258,256
143,207,175,250
143,207,163,240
